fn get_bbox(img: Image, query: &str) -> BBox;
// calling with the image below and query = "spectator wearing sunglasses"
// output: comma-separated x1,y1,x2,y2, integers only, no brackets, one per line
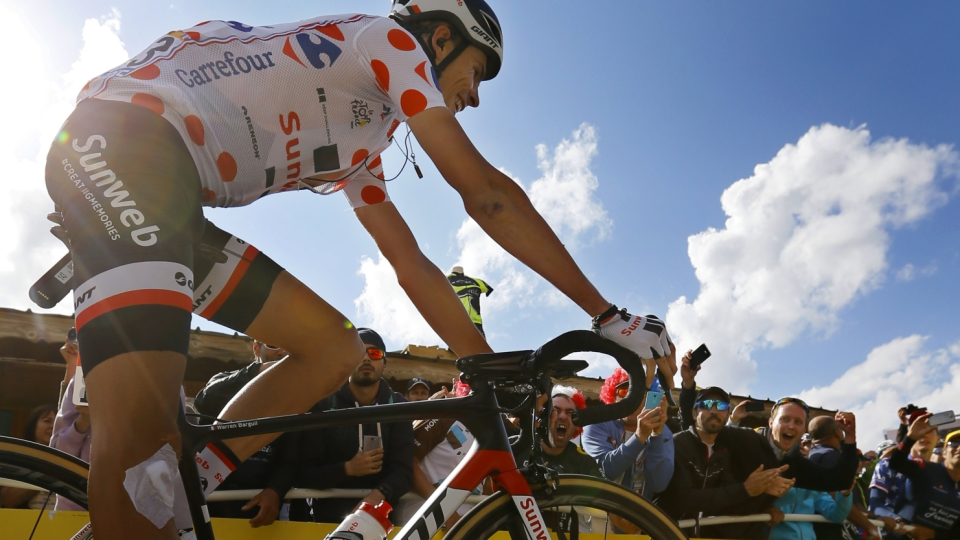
269,328,414,525
193,339,292,524
887,419,960,540
659,386,793,539
674,350,861,539
582,368,675,501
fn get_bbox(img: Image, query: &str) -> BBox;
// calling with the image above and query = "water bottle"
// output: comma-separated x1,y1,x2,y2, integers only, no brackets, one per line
325,501,394,540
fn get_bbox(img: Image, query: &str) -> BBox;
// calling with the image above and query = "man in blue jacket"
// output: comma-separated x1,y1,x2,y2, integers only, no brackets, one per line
581,371,674,500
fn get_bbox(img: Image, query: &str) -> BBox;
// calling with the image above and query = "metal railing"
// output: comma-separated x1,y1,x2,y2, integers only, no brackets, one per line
0,479,915,534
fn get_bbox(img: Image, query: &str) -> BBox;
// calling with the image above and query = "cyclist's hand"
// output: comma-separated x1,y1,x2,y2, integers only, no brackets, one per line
636,407,661,441
593,308,668,360
242,488,281,528
345,448,384,477
593,307,673,388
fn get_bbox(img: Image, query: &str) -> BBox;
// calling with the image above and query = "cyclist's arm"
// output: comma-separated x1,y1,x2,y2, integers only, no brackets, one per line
355,201,492,358
407,108,609,318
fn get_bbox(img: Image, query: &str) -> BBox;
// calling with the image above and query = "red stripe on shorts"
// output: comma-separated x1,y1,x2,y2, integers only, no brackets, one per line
76,289,193,330
199,244,259,319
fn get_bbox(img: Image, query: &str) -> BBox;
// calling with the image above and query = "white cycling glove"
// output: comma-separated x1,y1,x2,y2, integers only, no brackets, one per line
592,306,671,360
592,306,676,400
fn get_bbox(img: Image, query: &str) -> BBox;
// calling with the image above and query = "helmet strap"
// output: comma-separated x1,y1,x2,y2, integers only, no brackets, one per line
434,40,470,77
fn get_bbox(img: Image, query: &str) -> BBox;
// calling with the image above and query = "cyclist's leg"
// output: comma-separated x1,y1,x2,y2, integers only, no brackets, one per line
189,221,364,460
46,99,203,540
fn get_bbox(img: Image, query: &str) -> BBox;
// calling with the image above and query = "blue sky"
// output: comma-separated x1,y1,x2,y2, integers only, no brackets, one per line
3,1,958,446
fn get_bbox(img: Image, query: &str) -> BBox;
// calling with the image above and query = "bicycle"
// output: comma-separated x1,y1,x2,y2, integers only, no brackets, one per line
0,330,687,540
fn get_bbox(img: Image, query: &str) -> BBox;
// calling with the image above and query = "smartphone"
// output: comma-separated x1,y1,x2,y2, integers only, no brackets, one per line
362,435,382,452
744,401,765,413
689,344,712,370
928,410,955,427
644,390,664,410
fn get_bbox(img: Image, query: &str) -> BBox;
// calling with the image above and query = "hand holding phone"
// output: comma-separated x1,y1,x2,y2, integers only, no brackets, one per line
928,410,955,427
744,401,765,413
644,390,664,410
362,435,383,452
689,344,711,370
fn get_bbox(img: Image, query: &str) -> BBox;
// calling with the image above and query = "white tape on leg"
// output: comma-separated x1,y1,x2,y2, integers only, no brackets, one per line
123,443,178,529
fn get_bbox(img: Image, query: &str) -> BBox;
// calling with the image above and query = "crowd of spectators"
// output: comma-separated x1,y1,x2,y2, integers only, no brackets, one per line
3,325,958,540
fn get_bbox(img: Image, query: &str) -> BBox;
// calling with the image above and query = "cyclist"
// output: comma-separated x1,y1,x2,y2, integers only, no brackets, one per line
44,1,672,538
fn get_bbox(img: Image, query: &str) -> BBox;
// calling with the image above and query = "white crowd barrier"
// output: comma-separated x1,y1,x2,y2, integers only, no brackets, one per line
676,513,912,532
206,487,488,505
0,479,914,533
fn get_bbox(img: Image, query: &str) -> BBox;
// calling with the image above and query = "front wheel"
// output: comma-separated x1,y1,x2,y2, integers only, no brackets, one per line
445,475,687,540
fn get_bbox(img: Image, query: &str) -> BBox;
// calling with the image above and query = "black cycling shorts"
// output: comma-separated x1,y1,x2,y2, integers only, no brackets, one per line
45,99,283,374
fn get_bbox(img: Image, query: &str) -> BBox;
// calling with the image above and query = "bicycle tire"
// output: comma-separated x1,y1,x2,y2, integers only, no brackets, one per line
0,436,89,509
445,475,687,540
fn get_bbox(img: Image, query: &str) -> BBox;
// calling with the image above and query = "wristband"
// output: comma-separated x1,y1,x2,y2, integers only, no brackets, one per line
591,304,628,330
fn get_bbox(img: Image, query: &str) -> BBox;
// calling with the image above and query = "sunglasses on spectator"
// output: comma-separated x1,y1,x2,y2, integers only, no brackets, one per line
695,399,731,411
774,397,810,413
615,384,631,399
366,347,385,361
947,440,960,449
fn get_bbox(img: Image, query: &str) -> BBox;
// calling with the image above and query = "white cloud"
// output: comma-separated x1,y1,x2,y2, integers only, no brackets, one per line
896,264,917,282
355,123,611,349
667,124,958,392
798,335,960,450
354,253,439,347
0,8,128,312
895,262,937,282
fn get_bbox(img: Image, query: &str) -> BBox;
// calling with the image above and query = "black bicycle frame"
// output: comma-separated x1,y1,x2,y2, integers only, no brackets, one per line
178,384,520,540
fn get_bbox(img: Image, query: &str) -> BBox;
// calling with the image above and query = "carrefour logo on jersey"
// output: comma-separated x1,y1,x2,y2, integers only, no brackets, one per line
175,51,277,88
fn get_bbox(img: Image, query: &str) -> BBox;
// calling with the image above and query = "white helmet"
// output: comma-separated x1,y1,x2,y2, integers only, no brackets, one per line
389,0,503,80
